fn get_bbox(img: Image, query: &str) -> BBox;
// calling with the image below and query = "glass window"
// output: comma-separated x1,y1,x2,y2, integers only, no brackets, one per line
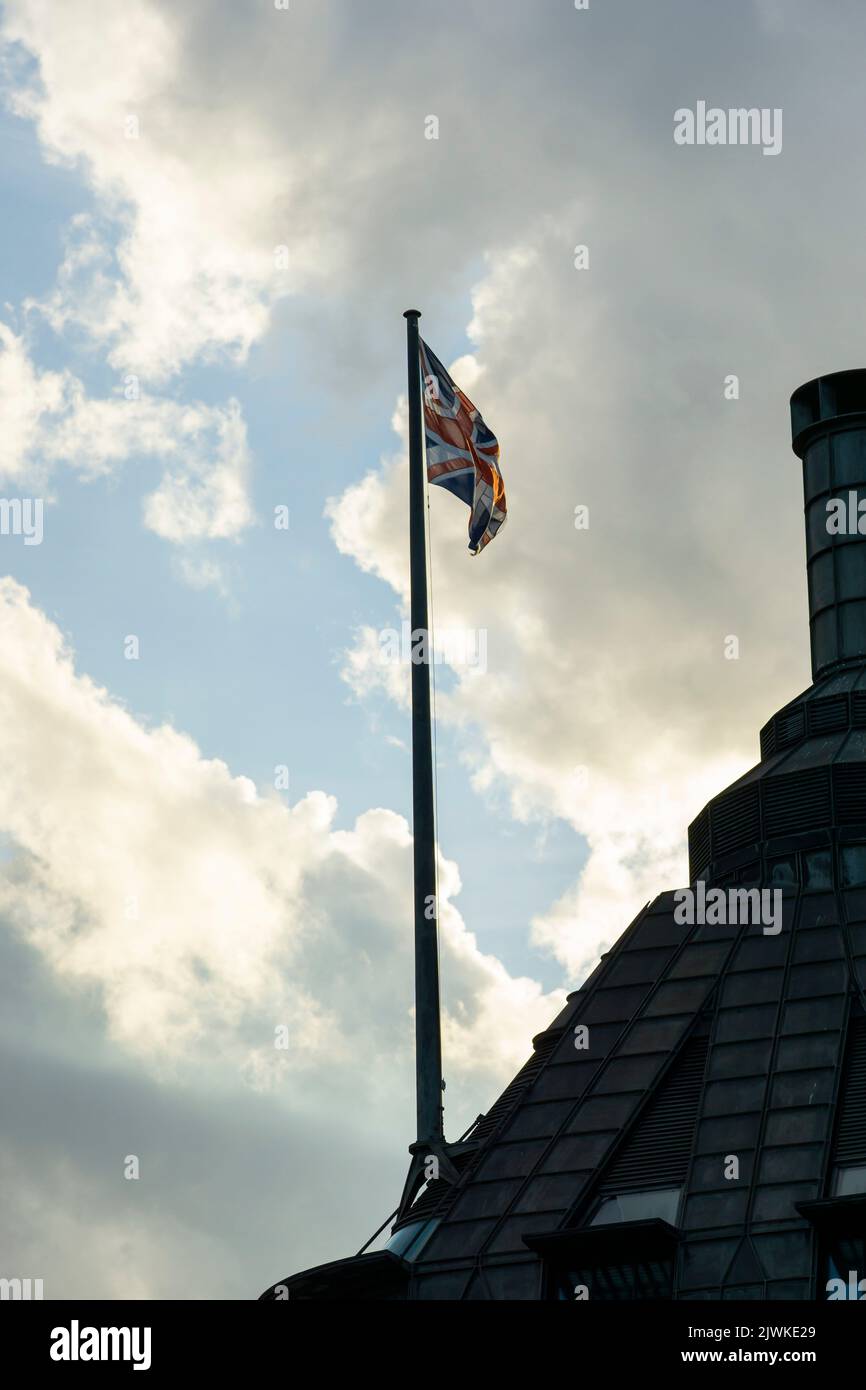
385,1218,439,1260
738,863,759,885
552,1257,674,1301
841,846,866,888
823,1240,866,1299
590,1187,681,1227
834,1165,866,1197
803,849,833,889
768,856,797,886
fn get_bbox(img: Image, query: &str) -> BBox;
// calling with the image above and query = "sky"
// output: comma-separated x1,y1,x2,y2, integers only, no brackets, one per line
0,0,864,1298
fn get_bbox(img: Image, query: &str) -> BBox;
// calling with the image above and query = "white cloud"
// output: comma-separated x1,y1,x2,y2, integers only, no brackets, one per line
4,3,283,381
0,321,69,483
0,323,253,545
1,1,595,387
0,578,563,1102
140,399,253,542
327,219,811,978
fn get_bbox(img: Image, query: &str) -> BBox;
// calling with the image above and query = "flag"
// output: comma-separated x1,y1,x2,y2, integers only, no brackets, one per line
419,338,506,554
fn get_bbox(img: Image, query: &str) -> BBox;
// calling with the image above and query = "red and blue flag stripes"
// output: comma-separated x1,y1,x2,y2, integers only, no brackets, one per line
419,338,506,554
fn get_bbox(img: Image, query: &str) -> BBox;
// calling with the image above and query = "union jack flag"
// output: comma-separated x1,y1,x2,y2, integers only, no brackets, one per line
419,339,506,555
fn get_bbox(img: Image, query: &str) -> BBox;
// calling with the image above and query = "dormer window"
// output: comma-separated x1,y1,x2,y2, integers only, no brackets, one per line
834,1166,866,1198
589,1187,682,1228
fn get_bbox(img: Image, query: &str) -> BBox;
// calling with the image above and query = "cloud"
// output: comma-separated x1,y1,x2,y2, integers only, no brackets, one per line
1,0,606,385
0,576,565,1291
3,2,280,382
0,323,253,545
0,321,69,483
140,399,252,542
326,207,816,977
0,578,562,1096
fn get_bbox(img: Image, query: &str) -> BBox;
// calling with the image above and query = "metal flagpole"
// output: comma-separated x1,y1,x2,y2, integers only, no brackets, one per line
403,308,444,1149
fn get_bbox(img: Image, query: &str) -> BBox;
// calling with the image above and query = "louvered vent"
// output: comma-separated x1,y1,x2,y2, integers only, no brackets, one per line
710,784,761,857
688,809,711,882
470,1029,562,1146
596,1031,709,1192
852,692,866,727
762,768,831,836
395,1030,565,1234
834,764,866,824
832,1006,866,1166
760,720,776,760
809,694,849,735
775,705,806,749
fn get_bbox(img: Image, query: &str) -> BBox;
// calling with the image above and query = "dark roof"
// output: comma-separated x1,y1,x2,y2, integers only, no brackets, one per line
406,881,863,1298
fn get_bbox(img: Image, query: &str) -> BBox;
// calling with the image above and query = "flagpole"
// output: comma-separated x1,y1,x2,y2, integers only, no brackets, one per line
403,308,444,1148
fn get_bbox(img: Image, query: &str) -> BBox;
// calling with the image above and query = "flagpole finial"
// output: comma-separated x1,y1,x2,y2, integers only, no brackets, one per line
403,308,421,320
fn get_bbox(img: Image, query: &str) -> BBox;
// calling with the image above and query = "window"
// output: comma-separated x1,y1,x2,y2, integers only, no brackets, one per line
834,1166,866,1197
527,1226,679,1302
384,1218,439,1260
803,849,833,889
551,1255,674,1301
800,1005,866,1298
841,845,866,888
590,1187,682,1227
768,856,797,886
823,1239,866,1299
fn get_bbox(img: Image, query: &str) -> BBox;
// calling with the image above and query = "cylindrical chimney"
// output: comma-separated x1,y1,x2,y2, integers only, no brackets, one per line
791,369,866,680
